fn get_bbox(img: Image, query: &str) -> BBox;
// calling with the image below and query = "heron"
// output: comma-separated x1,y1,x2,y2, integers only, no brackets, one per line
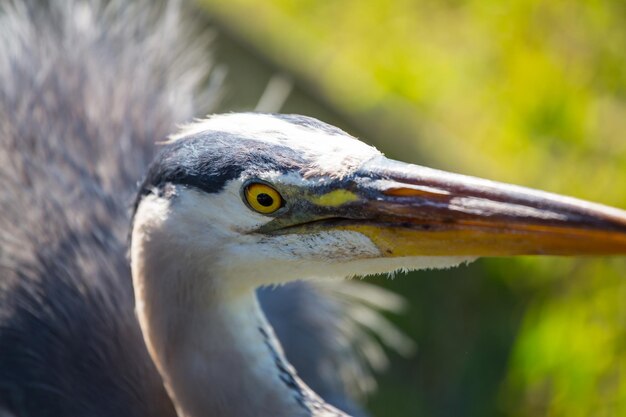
1,1,626,417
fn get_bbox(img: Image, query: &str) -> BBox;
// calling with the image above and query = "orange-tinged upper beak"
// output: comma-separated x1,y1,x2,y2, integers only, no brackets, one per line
267,156,626,258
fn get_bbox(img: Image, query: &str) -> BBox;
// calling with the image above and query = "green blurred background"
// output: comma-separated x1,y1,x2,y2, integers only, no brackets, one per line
196,1,626,416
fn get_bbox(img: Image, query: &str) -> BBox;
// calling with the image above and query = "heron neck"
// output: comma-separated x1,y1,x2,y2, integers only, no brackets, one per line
131,233,342,417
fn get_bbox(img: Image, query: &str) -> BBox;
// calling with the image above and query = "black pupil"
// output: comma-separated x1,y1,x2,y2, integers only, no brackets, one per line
256,193,274,207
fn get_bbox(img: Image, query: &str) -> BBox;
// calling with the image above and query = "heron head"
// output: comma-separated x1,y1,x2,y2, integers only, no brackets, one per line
131,113,626,291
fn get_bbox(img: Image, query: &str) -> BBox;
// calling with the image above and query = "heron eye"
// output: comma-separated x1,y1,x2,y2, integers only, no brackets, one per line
244,183,283,214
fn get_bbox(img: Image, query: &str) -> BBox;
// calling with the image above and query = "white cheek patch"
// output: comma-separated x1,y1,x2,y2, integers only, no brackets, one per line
213,230,381,288
132,181,276,268
259,230,381,261
179,180,272,234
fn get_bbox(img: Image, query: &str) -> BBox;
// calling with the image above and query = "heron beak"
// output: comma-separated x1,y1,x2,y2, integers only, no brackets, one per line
328,156,626,257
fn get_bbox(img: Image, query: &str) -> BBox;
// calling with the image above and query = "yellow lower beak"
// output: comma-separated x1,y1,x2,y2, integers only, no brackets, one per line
341,223,626,257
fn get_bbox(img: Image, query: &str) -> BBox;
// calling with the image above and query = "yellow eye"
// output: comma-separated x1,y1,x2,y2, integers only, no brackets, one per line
244,183,284,214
